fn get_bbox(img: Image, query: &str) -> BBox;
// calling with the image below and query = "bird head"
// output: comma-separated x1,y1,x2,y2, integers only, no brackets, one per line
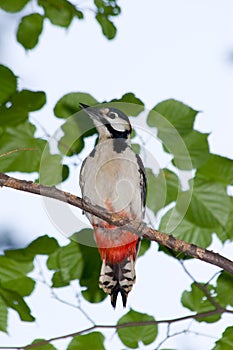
80,103,132,140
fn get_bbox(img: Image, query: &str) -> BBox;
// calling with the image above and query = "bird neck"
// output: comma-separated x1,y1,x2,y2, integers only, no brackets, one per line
96,123,131,141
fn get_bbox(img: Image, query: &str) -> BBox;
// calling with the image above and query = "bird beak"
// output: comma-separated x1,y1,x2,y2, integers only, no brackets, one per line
79,103,89,109
79,103,102,122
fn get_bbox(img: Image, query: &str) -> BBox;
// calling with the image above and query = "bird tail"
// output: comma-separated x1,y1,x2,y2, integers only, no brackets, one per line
99,257,136,308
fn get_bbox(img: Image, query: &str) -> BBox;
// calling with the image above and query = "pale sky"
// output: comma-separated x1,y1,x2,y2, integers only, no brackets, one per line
0,1,233,349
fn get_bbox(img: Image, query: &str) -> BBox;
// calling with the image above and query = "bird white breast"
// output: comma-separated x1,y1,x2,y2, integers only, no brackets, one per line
80,139,143,221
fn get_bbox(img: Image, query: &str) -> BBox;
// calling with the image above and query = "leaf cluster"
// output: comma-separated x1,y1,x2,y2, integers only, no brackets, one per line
0,0,121,49
0,234,157,349
0,4,233,347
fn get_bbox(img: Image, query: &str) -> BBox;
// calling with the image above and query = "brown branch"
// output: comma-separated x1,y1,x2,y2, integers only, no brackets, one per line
0,308,232,349
1,172,233,274
0,148,38,158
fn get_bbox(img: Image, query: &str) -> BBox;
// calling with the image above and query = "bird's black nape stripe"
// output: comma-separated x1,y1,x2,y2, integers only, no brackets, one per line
105,123,130,139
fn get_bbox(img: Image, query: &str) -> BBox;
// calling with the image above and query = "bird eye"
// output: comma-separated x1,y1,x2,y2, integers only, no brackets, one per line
108,112,117,119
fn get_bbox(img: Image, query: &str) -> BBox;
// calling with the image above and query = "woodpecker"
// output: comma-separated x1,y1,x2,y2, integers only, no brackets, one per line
79,103,146,307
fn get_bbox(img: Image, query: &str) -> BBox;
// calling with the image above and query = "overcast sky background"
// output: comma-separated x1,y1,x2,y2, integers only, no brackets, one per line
0,0,233,349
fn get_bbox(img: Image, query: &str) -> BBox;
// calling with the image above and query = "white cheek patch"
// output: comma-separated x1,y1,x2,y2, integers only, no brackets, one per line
113,124,126,132
110,121,130,133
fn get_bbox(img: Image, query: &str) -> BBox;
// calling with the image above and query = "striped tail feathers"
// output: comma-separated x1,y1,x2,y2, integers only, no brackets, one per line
99,257,136,308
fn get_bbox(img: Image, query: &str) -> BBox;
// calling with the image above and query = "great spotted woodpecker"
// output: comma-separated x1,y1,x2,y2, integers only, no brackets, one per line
79,103,146,307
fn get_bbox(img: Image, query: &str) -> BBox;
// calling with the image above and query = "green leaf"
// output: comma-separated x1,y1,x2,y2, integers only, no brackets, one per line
0,296,8,333
17,13,44,49
146,168,179,214
0,90,46,127
29,339,57,349
108,93,144,116
0,65,17,104
223,197,233,241
0,121,46,172
58,114,95,156
163,169,180,204
54,92,98,156
0,256,34,296
138,238,151,257
197,154,233,185
181,283,220,323
0,104,28,127
179,130,210,169
71,229,106,302
146,168,166,214
0,287,35,322
11,90,46,112
39,147,69,185
159,207,213,248
54,92,98,118
67,332,105,350
117,309,157,348
0,256,33,277
131,143,140,155
75,9,84,20
47,229,106,302
0,0,30,12
78,238,106,303
216,272,233,307
47,241,84,287
147,113,192,171
71,229,97,247
38,0,77,27
147,100,208,170
178,177,230,229
213,326,233,350
2,276,35,297
96,13,116,39
94,0,121,16
148,99,198,136
5,235,59,262
104,4,121,16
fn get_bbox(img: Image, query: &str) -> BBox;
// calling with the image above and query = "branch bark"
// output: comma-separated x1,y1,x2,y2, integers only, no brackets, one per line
1,172,233,274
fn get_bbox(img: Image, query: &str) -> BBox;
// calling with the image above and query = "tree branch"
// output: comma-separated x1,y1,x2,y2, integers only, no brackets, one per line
0,308,232,349
1,172,233,274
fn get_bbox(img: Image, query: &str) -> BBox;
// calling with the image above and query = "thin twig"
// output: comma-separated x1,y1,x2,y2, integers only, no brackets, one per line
0,148,38,158
35,258,95,324
206,270,222,285
179,260,223,310
155,329,187,350
155,327,218,350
